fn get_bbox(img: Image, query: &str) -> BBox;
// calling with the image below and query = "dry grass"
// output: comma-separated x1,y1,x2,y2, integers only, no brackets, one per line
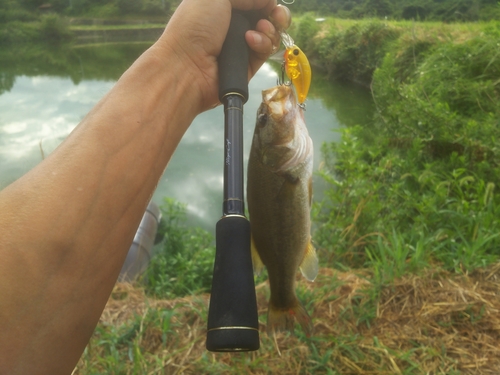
75,263,500,374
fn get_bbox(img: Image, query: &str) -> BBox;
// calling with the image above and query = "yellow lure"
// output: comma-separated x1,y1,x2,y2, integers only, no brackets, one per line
284,45,312,105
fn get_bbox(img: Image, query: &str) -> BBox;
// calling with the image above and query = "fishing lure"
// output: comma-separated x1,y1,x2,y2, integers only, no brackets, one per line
279,31,311,106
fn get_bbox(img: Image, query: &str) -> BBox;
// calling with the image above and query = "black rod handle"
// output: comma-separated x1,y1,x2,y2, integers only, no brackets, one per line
206,216,259,351
218,10,251,103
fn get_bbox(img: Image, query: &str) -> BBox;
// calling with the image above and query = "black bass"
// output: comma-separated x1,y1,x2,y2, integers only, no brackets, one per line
247,85,318,336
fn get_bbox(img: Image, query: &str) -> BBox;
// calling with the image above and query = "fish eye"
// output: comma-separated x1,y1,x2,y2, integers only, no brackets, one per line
258,113,268,126
293,49,299,56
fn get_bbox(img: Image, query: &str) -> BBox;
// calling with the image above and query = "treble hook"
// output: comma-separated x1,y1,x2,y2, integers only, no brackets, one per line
277,61,291,86
280,61,286,85
281,61,305,110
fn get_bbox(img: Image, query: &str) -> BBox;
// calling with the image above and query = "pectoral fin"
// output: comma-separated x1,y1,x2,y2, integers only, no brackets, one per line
251,235,265,275
299,241,318,282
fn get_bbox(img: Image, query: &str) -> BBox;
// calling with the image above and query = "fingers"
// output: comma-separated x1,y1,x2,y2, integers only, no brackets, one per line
246,19,278,54
245,4,291,78
270,4,292,31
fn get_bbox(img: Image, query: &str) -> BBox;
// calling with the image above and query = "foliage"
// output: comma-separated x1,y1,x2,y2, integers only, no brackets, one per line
39,14,73,44
4,0,499,25
362,0,394,18
0,0,177,26
316,19,400,85
288,12,321,56
0,20,40,45
0,10,73,45
315,129,500,275
314,21,500,279
116,0,142,14
0,42,151,93
374,36,499,144
143,198,215,299
0,6,37,23
288,0,500,22
141,0,170,16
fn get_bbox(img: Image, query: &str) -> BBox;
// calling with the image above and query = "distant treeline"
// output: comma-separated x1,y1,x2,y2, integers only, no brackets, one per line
291,0,500,22
0,0,181,45
2,0,500,21
0,0,181,20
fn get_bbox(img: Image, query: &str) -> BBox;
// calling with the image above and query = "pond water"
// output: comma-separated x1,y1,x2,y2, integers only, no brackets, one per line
0,42,374,232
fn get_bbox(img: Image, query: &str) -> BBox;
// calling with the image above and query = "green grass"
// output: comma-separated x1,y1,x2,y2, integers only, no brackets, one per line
74,263,500,374
142,198,215,300
304,16,500,280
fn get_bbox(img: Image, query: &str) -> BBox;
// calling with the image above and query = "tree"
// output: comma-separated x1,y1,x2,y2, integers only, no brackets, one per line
402,5,428,20
363,0,394,17
117,0,142,14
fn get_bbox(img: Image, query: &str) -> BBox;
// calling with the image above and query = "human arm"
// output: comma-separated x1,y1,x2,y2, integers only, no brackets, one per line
0,1,290,374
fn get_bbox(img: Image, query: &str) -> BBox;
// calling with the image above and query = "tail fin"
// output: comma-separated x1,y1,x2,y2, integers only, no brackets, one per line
267,299,313,337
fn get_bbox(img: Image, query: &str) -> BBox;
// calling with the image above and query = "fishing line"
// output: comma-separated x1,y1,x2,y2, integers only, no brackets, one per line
281,0,295,4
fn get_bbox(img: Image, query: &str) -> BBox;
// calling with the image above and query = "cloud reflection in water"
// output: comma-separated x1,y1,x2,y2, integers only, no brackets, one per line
0,64,341,232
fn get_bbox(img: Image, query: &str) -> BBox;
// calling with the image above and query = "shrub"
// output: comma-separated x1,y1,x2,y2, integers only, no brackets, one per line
0,8,37,22
289,13,321,55
0,21,40,45
141,0,169,16
39,14,73,44
144,198,215,299
117,0,142,14
373,35,500,150
314,24,500,274
315,126,500,273
317,20,400,85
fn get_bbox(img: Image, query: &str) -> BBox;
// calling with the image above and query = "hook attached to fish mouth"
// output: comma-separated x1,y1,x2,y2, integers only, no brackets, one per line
277,61,292,87
276,62,306,111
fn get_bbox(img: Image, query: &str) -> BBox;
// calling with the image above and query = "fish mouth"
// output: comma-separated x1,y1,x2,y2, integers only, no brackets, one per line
261,85,296,121
262,85,294,104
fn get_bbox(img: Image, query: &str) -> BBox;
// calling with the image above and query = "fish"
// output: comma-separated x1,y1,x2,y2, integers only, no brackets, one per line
284,44,312,105
247,84,318,336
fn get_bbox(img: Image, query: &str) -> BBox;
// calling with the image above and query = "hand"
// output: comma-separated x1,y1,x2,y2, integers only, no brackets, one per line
156,0,291,113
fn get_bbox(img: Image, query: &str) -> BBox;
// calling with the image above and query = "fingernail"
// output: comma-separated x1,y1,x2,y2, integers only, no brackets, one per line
277,4,292,29
252,32,263,44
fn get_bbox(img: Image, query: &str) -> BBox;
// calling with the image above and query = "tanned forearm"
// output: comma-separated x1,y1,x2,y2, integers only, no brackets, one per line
0,43,198,375
0,0,288,372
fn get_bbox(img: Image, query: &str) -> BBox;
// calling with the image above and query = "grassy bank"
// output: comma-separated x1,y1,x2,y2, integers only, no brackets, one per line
0,14,167,45
74,194,500,374
0,14,74,45
288,15,500,273
75,264,500,374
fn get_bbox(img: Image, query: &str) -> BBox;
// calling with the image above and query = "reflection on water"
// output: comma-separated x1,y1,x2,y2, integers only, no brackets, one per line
0,42,374,232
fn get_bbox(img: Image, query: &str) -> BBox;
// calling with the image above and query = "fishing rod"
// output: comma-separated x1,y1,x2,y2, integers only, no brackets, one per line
206,10,260,352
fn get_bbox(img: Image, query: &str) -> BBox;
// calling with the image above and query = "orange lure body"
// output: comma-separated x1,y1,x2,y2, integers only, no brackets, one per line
284,45,312,104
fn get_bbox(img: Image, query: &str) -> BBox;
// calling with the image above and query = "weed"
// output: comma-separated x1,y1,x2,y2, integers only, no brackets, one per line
143,198,215,299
